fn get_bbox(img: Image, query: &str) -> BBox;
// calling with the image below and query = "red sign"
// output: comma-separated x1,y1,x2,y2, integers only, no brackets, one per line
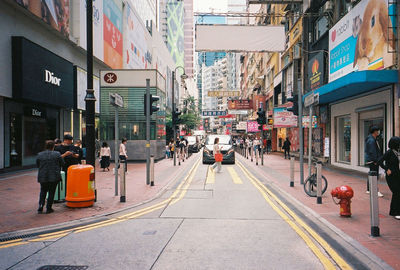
228,100,253,110
180,130,186,136
199,125,204,130
218,114,235,118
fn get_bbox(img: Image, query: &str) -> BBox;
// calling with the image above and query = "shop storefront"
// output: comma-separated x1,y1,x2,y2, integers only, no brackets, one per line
4,37,74,168
304,70,398,172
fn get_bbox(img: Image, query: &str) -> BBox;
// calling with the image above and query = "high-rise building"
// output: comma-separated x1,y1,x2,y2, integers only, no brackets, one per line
184,0,194,77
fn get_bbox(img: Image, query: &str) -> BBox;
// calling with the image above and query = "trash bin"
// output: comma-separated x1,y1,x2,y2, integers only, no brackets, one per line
66,165,95,208
48,171,65,203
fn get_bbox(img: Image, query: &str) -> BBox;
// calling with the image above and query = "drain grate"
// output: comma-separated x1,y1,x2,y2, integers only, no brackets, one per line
37,266,89,270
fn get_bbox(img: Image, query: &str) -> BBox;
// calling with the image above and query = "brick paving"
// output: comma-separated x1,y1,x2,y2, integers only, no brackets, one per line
0,155,194,234
239,152,400,269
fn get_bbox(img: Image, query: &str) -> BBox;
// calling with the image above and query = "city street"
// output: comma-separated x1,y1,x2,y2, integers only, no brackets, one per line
0,153,389,270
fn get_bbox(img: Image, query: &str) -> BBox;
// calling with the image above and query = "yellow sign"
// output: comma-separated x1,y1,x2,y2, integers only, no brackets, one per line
207,91,240,97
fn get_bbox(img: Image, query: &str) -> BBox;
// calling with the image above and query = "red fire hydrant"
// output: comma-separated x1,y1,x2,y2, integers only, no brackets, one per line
331,185,354,217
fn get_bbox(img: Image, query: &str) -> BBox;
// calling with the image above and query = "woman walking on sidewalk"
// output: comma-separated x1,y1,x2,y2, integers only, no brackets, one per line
36,140,64,214
100,142,111,171
211,137,222,173
119,138,128,172
378,136,400,220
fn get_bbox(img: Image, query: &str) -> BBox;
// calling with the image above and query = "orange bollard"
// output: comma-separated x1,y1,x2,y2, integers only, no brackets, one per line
66,165,95,208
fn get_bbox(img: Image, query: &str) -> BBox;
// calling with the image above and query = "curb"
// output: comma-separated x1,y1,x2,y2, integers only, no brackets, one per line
0,154,200,241
237,154,394,270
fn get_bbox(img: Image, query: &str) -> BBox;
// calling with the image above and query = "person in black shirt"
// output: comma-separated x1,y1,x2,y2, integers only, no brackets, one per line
73,139,83,164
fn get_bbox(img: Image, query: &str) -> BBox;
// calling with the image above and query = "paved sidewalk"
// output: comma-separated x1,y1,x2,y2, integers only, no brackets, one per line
0,154,198,235
239,152,400,269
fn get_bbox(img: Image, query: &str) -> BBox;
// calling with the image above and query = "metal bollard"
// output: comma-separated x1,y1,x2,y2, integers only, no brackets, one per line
120,161,126,202
150,155,155,186
290,157,295,187
316,162,322,204
369,171,380,237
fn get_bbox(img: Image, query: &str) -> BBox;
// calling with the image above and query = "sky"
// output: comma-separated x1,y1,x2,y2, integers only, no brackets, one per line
194,0,228,12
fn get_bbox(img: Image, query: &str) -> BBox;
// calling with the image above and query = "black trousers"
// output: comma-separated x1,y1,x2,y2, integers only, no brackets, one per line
386,175,400,216
368,163,379,191
39,182,59,210
284,149,290,159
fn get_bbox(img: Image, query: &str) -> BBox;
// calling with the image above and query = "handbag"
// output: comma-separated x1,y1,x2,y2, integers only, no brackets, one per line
214,153,223,162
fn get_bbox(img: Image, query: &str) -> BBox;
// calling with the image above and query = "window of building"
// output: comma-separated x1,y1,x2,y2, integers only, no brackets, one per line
337,116,351,163
314,16,328,42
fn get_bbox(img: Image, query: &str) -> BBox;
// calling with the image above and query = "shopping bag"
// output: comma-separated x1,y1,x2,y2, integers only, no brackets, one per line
214,153,223,162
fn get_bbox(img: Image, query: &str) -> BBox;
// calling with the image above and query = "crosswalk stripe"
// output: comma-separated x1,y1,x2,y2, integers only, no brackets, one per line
206,167,215,184
227,167,243,184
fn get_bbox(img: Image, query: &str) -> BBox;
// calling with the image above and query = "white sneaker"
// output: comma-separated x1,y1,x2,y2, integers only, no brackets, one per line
378,192,384,197
366,191,370,194
394,216,400,220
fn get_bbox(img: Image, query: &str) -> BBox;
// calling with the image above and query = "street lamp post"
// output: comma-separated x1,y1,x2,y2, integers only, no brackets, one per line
85,0,96,199
172,66,187,166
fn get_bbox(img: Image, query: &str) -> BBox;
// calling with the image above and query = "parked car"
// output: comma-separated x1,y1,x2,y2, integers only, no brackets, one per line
202,134,235,164
186,136,201,153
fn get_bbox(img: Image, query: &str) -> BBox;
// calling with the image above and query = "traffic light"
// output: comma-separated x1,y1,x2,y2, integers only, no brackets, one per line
257,108,266,130
172,108,182,127
287,95,299,116
144,94,160,116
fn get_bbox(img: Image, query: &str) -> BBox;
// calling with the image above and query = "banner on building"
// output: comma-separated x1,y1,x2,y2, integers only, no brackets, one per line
196,25,285,52
228,110,248,115
79,0,104,61
104,0,123,69
237,121,247,131
228,100,253,110
329,0,395,82
13,0,70,37
247,121,259,133
273,108,297,128
207,91,240,97
76,67,100,113
302,116,318,128
308,52,324,91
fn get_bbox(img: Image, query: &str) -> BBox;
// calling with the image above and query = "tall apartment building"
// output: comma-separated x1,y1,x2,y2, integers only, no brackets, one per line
184,0,194,77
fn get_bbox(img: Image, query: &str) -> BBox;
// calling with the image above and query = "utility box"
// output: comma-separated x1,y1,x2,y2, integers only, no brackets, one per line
66,165,95,208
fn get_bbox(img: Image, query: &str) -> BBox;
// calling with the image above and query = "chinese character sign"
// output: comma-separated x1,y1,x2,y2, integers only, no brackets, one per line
273,108,298,128
247,121,259,133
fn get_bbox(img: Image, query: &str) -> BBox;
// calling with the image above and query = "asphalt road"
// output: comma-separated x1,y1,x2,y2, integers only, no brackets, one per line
0,155,352,270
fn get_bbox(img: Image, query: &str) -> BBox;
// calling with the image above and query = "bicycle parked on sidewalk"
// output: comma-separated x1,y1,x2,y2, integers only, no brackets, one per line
304,158,328,197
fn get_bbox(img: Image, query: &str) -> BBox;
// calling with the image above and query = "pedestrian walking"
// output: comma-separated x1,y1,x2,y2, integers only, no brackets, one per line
36,140,64,214
178,138,186,165
267,138,272,154
169,139,175,159
365,126,384,197
378,136,400,219
73,139,83,164
54,138,62,148
247,137,253,161
283,137,291,159
211,137,222,173
100,142,111,171
119,138,128,172
166,144,171,159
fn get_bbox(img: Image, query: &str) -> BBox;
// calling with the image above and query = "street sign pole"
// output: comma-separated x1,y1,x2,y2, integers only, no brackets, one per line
114,106,119,196
308,105,313,177
299,86,304,184
146,79,151,185
172,71,176,166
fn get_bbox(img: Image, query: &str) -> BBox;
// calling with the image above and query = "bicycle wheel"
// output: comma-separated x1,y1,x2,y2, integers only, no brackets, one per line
304,174,328,197
304,174,317,197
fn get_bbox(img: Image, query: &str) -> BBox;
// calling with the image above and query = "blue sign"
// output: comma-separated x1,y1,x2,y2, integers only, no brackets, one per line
202,111,227,117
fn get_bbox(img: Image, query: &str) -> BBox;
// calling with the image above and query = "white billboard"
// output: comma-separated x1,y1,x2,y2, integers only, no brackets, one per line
195,25,285,52
77,67,100,114
79,0,104,61
329,0,395,82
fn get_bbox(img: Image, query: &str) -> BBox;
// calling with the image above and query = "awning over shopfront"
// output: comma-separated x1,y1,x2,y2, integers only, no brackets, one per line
303,70,398,105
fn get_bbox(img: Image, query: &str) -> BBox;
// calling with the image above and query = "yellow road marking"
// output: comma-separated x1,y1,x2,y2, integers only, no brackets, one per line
29,233,69,242
0,241,28,249
0,239,22,246
237,161,352,270
227,167,243,184
206,166,215,184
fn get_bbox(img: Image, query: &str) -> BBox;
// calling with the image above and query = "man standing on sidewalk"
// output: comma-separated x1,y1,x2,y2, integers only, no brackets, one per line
283,138,291,159
365,126,384,197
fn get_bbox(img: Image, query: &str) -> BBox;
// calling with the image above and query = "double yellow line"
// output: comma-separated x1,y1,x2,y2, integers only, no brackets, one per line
237,160,352,270
0,158,201,249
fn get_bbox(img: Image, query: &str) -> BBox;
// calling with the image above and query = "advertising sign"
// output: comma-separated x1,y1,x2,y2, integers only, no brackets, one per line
228,110,248,115
308,52,324,91
324,137,330,157
202,111,227,117
237,121,247,131
208,91,240,97
273,108,297,128
247,121,259,133
79,0,104,61
13,0,70,37
302,116,318,128
228,100,253,110
329,0,395,82
76,67,100,113
124,2,149,69
104,0,123,69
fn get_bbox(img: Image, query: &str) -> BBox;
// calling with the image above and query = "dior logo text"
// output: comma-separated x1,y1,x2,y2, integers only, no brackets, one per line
45,70,61,86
